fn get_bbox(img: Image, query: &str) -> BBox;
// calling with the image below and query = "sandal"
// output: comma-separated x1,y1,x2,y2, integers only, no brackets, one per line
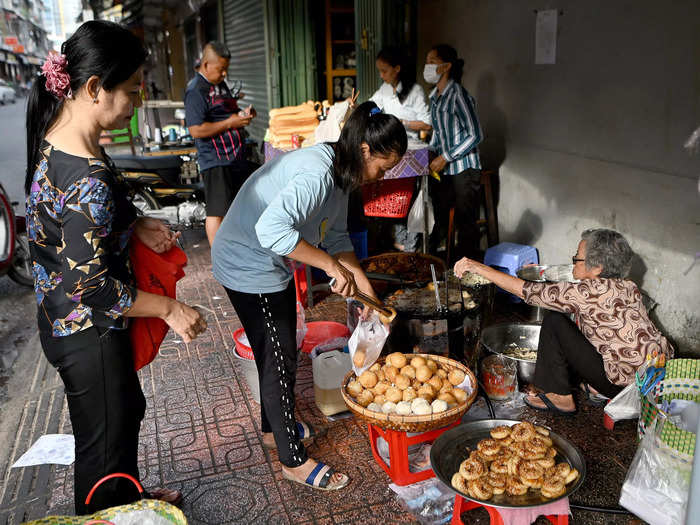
581,383,610,406
282,461,350,491
524,393,578,416
146,487,183,506
263,421,327,450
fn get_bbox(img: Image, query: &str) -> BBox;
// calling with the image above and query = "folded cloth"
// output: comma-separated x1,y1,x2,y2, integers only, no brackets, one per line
496,497,570,525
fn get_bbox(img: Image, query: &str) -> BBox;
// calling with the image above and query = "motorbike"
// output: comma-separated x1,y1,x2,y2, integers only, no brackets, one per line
111,152,207,229
0,182,33,286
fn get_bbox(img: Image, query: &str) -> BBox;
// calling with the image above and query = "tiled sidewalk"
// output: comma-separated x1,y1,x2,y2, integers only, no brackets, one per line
0,233,641,524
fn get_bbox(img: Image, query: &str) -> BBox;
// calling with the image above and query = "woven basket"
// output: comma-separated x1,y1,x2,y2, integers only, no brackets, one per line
362,178,415,218
639,358,700,463
341,354,477,432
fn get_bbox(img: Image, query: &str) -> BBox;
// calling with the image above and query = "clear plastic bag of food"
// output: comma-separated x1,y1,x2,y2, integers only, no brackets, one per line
604,382,640,422
348,311,390,375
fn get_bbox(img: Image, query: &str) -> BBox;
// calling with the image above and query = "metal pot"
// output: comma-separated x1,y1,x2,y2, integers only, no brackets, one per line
480,323,541,384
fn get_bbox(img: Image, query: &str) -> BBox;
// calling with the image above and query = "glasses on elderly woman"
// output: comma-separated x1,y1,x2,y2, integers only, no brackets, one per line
572,256,585,264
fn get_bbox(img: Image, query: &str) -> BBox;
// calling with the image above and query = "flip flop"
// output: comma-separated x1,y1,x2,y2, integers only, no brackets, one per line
263,421,327,450
581,383,610,406
282,461,350,491
524,393,577,416
146,487,183,506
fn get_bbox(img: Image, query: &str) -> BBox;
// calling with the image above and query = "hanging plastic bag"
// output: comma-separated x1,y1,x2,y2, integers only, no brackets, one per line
604,382,641,422
407,187,434,234
314,100,351,143
348,311,390,375
296,301,307,349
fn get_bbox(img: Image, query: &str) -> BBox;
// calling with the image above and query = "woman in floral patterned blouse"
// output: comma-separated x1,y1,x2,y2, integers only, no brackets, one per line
25,22,206,513
454,229,673,415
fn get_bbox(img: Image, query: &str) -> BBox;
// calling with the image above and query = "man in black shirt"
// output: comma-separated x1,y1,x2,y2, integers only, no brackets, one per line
185,41,256,245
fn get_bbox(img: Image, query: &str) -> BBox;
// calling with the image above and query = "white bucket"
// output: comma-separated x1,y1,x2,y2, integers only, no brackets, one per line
233,347,260,404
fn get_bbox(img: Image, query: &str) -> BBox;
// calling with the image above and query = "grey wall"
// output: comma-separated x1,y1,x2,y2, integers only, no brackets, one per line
417,0,700,353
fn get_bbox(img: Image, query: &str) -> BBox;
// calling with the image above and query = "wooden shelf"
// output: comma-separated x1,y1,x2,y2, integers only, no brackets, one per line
330,68,356,76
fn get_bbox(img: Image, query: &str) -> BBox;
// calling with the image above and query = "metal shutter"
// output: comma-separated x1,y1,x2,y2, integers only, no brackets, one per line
223,0,270,144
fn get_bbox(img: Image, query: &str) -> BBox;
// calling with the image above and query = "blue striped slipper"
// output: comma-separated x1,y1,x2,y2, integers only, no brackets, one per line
282,461,350,491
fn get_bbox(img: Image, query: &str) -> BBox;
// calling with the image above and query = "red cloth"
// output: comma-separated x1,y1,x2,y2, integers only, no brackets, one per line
129,237,187,371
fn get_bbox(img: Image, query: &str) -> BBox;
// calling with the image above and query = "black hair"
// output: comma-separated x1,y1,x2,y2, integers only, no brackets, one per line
376,46,416,104
205,41,231,60
432,44,464,83
332,101,407,192
25,20,147,194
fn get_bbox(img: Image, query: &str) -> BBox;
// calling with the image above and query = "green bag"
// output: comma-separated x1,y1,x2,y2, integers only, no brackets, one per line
22,498,187,525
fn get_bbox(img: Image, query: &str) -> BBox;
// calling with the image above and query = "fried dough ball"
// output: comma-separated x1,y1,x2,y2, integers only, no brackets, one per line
395,400,412,415
366,402,382,412
452,387,468,404
431,398,448,413
376,369,386,382
400,365,416,379
402,387,417,402
357,389,374,407
373,394,387,405
416,365,433,382
459,458,486,480
347,380,363,397
448,368,466,386
428,375,443,391
439,380,454,394
394,374,411,390
410,356,427,368
426,359,439,372
468,478,493,500
385,386,402,403
358,370,378,389
417,383,436,401
436,368,448,379
369,362,382,373
353,349,366,368
412,400,432,415
438,392,457,406
477,438,502,458
373,381,389,395
451,472,469,493
388,352,407,369
490,425,511,439
384,365,399,383
381,401,397,414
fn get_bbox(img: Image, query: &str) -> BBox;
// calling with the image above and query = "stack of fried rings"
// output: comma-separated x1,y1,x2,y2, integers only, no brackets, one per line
450,421,579,501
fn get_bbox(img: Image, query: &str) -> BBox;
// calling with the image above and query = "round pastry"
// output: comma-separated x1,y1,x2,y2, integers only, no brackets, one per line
459,458,486,480
369,362,382,373
376,369,386,382
381,401,397,414
366,402,382,412
347,380,363,397
412,400,432,415
436,368,448,379
451,472,469,493
565,468,579,485
428,375,443,392
412,378,422,390
385,386,403,403
394,374,411,390
431,398,448,413
511,422,536,442
358,370,378,389
410,356,427,368
353,348,366,368
426,359,439,372
486,472,506,495
373,394,387,405
448,368,466,386
411,397,430,412
439,379,454,393
373,381,389,395
490,425,512,440
357,389,374,407
468,478,493,500
415,365,432,382
490,458,509,474
477,438,502,458
417,383,436,401
452,388,468,404
518,460,545,481
437,392,457,406
514,441,545,460
528,436,549,456
402,387,417,402
395,400,412,415
541,484,566,499
388,352,407,369
505,475,528,496
384,365,399,383
400,365,416,379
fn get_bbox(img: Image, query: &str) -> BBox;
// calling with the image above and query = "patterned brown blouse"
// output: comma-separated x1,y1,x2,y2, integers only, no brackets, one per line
522,279,674,386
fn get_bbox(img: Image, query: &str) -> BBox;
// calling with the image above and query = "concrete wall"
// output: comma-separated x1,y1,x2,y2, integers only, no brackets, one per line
417,0,700,353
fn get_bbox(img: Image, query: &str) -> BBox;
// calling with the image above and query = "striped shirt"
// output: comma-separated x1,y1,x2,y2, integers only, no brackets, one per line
429,80,483,175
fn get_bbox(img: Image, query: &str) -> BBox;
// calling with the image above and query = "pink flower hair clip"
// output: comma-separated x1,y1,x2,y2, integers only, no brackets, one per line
41,52,72,100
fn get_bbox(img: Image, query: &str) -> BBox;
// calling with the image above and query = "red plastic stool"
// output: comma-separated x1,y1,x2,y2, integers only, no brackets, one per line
293,263,308,306
603,400,614,430
367,421,459,486
451,495,569,525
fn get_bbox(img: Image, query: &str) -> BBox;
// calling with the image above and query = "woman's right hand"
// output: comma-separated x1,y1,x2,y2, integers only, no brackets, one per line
162,299,207,343
327,260,358,298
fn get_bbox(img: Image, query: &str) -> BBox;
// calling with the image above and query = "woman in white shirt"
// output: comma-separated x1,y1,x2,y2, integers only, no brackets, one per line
369,47,431,251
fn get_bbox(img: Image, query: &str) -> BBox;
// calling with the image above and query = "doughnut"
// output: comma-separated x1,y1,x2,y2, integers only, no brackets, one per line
541,477,566,499
514,441,545,460
505,475,528,496
459,458,486,480
451,472,469,493
507,456,522,477
565,468,579,485
490,458,509,474
358,371,378,389
468,478,494,500
448,368,466,386
551,462,572,480
537,457,556,469
410,356,426,368
534,434,553,447
527,437,549,456
490,425,512,439
535,425,550,437
498,436,514,447
400,365,416,379
522,477,544,489
517,460,545,481
541,485,566,499
486,472,507,494
511,422,536,442
477,439,502,457
469,450,491,467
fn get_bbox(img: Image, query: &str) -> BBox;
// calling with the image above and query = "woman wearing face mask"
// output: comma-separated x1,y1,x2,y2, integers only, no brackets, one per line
424,44,484,261
369,47,432,252
212,101,406,490
25,21,206,513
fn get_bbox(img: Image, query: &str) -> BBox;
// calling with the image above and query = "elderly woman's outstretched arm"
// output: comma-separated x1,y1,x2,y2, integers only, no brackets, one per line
454,257,525,298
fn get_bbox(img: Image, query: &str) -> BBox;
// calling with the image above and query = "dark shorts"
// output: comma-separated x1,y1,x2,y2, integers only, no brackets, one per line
201,161,258,217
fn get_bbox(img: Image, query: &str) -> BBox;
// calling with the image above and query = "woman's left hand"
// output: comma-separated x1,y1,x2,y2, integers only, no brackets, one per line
429,155,447,174
134,218,180,254
454,256,479,278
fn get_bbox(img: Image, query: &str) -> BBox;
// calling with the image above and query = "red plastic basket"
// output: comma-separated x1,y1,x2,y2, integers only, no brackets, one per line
300,321,350,354
233,328,255,359
362,178,415,218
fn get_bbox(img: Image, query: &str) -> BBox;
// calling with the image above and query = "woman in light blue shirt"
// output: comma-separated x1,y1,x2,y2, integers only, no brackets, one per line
212,101,407,491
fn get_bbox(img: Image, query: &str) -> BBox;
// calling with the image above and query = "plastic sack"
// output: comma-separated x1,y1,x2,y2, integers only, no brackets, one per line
296,301,307,349
619,414,692,525
314,100,350,143
389,477,454,525
407,187,434,234
348,311,390,375
604,382,641,422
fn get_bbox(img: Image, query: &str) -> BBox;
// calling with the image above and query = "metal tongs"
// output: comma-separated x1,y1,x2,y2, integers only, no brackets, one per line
329,278,397,323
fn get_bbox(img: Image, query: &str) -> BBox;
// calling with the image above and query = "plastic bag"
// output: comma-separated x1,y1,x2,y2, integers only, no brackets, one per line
296,301,307,349
407,187,434,234
314,100,350,143
619,414,692,525
389,477,454,525
348,311,390,375
604,382,641,422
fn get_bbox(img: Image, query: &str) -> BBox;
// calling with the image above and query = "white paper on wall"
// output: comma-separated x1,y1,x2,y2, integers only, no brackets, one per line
535,9,558,64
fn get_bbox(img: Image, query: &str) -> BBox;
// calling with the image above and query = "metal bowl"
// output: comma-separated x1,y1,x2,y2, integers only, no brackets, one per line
480,323,540,383
517,263,579,283
516,264,549,282
430,419,586,508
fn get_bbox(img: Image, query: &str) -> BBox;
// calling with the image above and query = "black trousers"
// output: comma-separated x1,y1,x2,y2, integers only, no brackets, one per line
533,312,623,399
430,168,482,262
225,282,308,467
40,326,146,514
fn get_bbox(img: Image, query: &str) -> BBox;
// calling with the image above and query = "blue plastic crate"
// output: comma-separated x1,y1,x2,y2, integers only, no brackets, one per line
484,242,539,302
